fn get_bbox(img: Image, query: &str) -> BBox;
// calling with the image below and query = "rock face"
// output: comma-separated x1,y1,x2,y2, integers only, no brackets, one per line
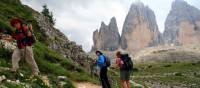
163,0,200,45
35,15,91,66
121,2,162,55
92,17,120,51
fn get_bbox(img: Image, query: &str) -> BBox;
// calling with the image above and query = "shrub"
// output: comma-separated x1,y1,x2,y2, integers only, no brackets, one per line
174,72,183,76
147,65,152,68
133,67,139,72
163,64,172,67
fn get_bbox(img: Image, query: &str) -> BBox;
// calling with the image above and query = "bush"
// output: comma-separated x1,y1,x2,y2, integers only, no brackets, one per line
133,67,139,72
174,72,183,76
194,72,200,78
191,63,196,66
163,64,172,67
147,65,152,68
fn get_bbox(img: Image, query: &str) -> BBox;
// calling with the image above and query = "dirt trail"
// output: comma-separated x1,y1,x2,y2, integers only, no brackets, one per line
75,82,101,88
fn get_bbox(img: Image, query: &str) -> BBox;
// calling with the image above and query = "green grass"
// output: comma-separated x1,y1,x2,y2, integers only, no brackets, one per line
133,62,200,87
0,0,47,42
106,61,200,88
0,42,98,87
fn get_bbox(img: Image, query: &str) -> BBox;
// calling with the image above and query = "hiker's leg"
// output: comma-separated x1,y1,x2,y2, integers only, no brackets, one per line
120,70,129,88
100,67,111,88
25,46,39,75
100,67,107,88
121,80,127,88
126,71,131,88
11,48,21,71
103,67,111,88
126,80,131,88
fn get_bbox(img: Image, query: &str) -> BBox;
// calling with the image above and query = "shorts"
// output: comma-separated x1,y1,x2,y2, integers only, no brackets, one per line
120,70,131,81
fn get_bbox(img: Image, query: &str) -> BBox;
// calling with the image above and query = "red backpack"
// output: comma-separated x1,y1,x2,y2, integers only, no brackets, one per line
22,24,36,44
14,24,36,43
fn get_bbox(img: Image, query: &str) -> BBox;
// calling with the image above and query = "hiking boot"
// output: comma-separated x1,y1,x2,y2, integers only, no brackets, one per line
10,68,18,73
29,72,40,79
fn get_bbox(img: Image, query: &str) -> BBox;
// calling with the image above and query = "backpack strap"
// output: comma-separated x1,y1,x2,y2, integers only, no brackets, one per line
103,55,107,63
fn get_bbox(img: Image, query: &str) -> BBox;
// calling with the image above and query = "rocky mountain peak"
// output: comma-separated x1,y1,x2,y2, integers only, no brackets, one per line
109,17,117,29
172,0,188,9
131,1,145,8
110,17,116,22
109,17,118,32
92,17,120,51
100,22,107,28
163,0,200,45
120,2,162,55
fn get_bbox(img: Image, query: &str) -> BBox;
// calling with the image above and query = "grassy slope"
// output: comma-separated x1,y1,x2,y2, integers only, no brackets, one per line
133,62,200,87
0,42,99,87
0,0,98,87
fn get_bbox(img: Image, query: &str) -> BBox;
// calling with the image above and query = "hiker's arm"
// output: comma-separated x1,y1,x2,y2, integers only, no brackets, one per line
115,58,120,69
27,31,32,37
29,24,33,31
23,26,32,37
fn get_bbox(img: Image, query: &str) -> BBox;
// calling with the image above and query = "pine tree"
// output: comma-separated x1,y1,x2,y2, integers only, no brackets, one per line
41,4,55,25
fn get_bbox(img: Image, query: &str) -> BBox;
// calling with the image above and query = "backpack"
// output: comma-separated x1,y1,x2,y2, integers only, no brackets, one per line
104,55,111,67
120,54,133,71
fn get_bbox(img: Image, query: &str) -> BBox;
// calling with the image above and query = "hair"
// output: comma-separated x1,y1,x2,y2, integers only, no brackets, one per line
96,50,103,55
116,51,121,57
10,18,22,27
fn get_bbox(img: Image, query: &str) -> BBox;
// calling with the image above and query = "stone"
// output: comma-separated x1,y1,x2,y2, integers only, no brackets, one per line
0,75,6,83
163,0,200,45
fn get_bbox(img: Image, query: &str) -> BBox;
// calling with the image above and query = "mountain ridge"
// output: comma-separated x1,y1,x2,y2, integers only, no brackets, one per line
92,0,200,56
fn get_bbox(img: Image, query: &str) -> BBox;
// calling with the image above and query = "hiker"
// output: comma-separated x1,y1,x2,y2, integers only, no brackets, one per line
116,51,132,88
4,18,39,76
95,51,111,88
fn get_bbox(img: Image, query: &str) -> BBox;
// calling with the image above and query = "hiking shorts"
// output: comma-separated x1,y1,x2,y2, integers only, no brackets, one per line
120,70,131,81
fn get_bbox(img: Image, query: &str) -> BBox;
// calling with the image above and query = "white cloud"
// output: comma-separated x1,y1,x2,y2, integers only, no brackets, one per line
20,0,199,52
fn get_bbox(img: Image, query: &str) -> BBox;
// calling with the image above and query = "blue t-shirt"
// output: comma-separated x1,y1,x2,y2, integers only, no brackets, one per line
97,55,106,68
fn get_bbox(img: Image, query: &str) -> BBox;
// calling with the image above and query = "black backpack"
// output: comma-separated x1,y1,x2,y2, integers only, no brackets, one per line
23,24,37,44
120,54,133,71
104,55,111,67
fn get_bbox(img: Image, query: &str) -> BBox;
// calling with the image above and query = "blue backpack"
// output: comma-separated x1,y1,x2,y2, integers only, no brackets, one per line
103,55,111,67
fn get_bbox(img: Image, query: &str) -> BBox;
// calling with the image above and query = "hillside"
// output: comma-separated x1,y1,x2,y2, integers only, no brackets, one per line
0,0,98,87
134,44,200,63
133,61,200,88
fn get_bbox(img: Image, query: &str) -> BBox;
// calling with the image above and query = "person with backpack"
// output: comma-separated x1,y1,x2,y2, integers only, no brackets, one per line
96,51,111,88
116,51,133,88
5,18,39,76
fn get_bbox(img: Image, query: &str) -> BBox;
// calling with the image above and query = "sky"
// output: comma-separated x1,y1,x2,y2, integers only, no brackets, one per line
20,0,200,52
